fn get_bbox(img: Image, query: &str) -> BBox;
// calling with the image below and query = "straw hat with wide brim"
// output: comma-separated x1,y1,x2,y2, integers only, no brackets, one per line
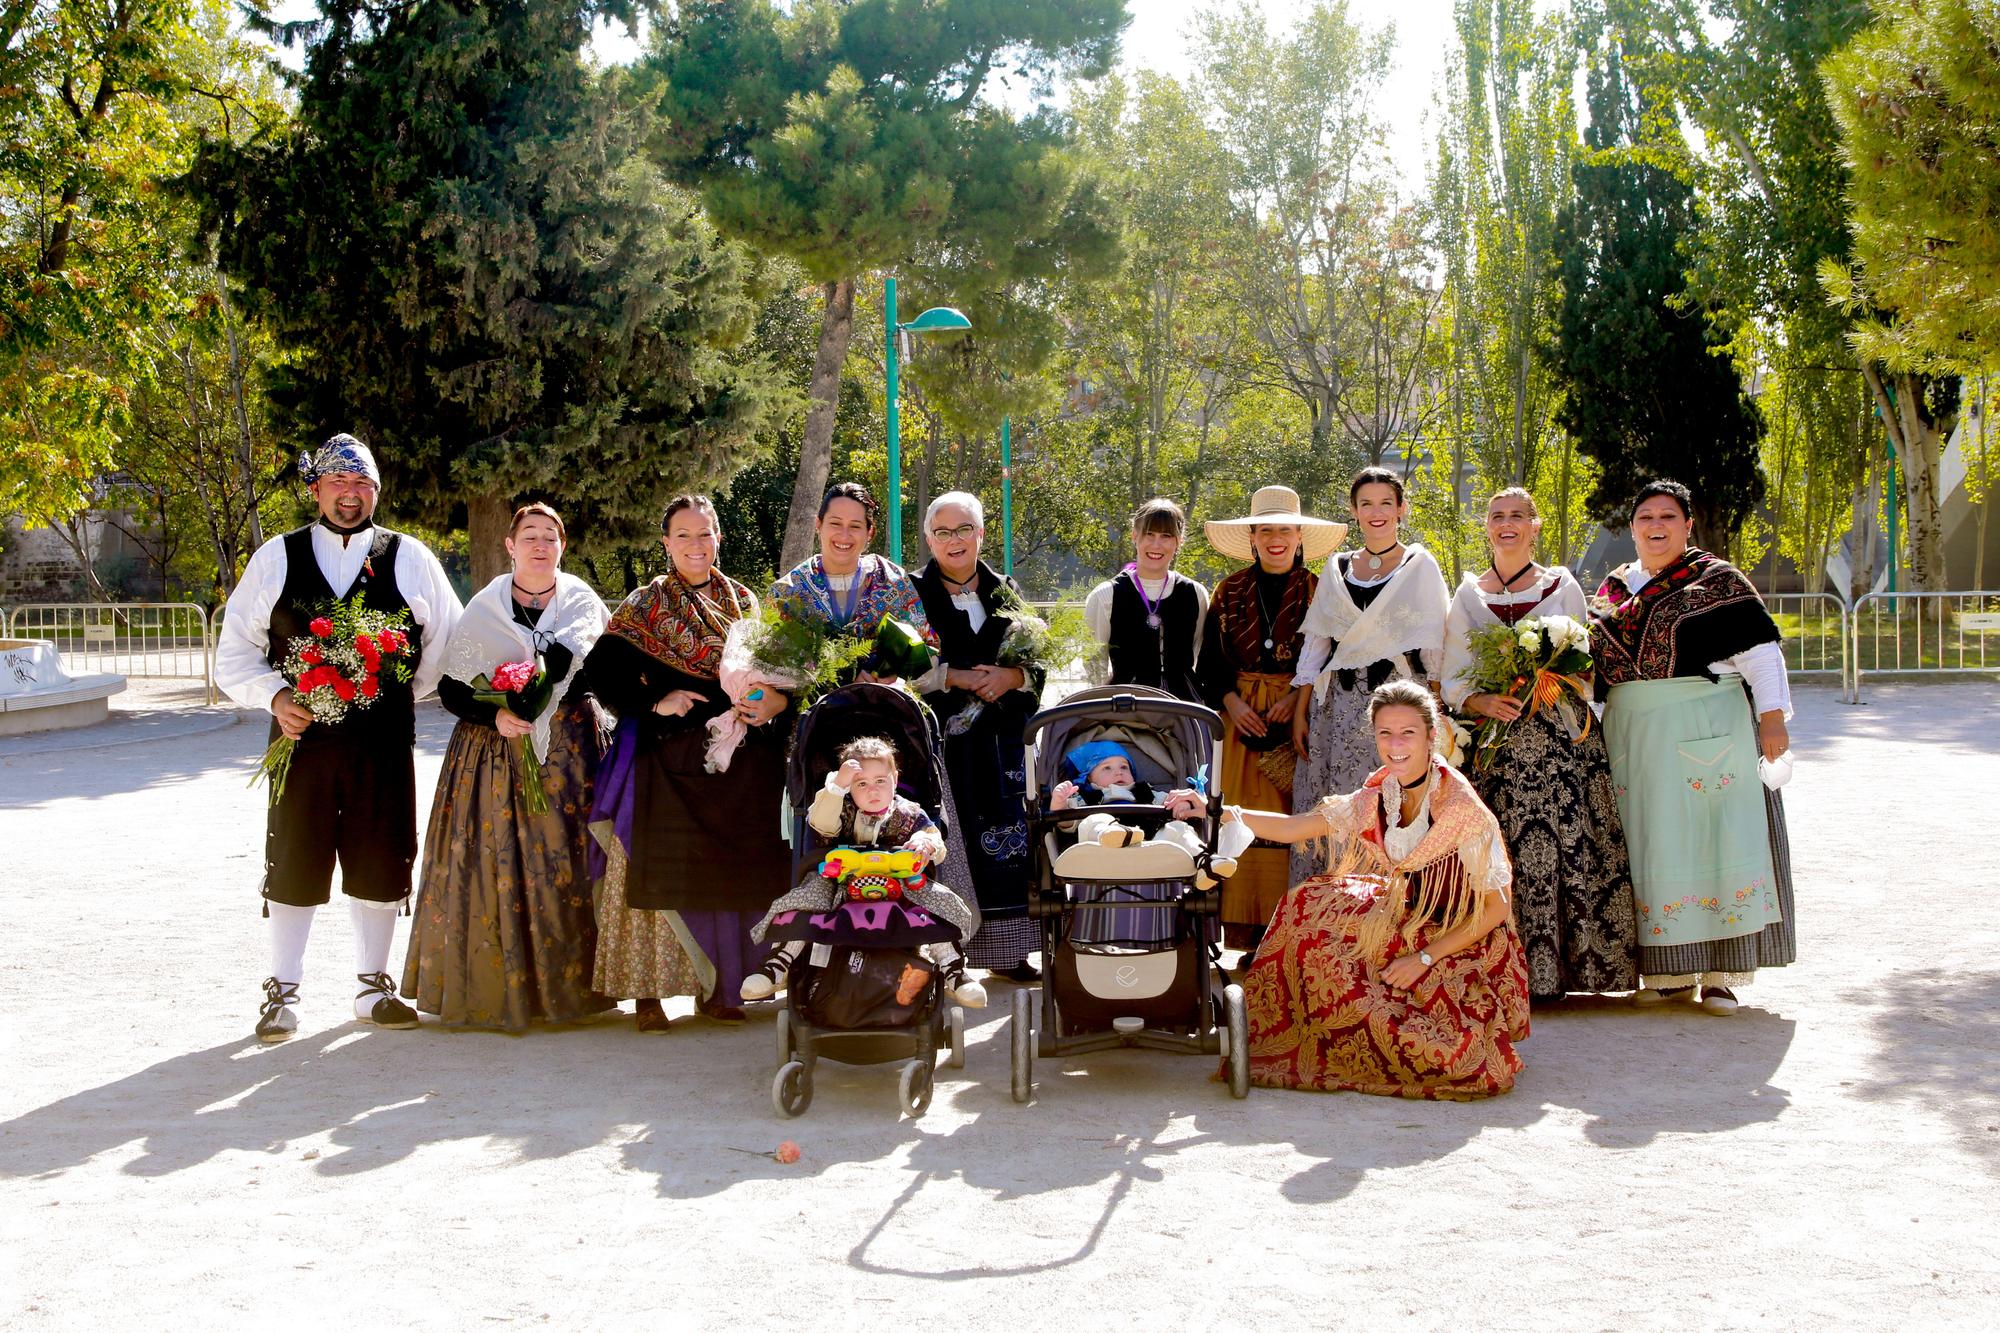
1204,485,1347,563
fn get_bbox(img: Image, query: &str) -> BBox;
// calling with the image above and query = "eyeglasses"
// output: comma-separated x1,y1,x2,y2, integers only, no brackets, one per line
930,523,978,542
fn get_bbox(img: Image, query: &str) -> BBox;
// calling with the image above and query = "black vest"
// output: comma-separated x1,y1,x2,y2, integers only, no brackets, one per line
266,525,420,747
1106,571,1201,702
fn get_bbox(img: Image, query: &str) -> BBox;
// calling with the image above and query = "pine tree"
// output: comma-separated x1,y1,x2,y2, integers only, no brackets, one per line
192,1,785,582
1551,23,1764,555
646,0,1127,569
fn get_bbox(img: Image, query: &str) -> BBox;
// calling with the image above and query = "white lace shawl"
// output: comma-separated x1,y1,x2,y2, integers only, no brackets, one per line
1297,544,1450,682
439,572,607,761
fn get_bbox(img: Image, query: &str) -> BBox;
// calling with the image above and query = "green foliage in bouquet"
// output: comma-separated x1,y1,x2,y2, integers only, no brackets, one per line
739,603,876,705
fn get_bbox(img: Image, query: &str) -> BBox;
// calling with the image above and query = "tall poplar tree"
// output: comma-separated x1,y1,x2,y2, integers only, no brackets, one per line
1552,22,1765,554
646,0,1127,568
194,0,784,582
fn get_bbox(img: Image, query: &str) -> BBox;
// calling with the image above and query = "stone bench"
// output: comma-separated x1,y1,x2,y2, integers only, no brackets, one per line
0,640,127,736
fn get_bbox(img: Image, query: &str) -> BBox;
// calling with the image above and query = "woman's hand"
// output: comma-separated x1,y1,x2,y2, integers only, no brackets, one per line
1291,682,1313,756
1380,953,1430,990
1163,789,1209,821
653,689,703,719
975,664,1026,701
1467,691,1526,722
856,669,899,686
1223,692,1268,738
1758,710,1789,763
495,711,534,739
735,685,788,726
1265,687,1303,726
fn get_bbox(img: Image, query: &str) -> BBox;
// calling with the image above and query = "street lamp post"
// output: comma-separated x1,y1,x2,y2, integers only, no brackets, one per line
883,276,970,565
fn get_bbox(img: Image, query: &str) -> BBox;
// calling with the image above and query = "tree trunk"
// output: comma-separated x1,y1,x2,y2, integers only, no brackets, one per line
1861,363,1948,592
1850,464,1880,603
466,489,512,588
779,278,857,571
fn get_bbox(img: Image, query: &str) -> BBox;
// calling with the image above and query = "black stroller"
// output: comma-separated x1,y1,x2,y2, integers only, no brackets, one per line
769,682,967,1119
1008,684,1250,1102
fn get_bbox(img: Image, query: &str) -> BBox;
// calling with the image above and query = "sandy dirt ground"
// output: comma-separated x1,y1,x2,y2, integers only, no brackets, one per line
2,678,1997,1330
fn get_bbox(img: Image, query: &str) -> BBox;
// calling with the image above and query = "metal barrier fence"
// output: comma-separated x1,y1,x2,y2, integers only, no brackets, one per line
2,602,217,704
1765,592,1855,704
1851,589,2000,702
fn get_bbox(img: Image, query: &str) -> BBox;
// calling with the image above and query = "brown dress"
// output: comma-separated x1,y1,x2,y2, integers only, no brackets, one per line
401,699,615,1031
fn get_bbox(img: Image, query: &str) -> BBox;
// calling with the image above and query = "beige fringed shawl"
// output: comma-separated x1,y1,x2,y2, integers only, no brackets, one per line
1312,759,1512,962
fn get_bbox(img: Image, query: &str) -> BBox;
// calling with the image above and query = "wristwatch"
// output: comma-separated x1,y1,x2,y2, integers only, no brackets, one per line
1417,950,1434,968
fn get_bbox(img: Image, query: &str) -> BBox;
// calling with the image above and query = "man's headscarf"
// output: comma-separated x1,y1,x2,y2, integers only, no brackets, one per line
300,433,380,487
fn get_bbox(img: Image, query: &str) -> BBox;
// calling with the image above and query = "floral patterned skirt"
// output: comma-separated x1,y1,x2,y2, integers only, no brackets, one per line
401,703,615,1032
590,834,703,1001
1241,874,1531,1100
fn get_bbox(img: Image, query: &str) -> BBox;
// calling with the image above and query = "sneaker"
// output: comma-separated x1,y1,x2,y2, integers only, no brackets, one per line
1700,986,1740,1015
739,956,786,1002
355,973,420,1029
255,977,299,1044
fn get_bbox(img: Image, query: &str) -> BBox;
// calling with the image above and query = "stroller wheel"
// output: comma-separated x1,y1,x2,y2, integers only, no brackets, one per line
1224,983,1250,1099
775,1008,794,1065
898,1058,933,1117
772,1060,812,1118
947,1006,966,1070
1009,986,1034,1104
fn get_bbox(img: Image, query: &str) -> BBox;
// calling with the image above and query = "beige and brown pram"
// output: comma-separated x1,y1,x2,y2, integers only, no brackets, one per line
1008,684,1251,1102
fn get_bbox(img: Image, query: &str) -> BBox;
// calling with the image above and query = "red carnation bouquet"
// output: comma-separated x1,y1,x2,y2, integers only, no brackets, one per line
250,597,416,803
471,657,556,814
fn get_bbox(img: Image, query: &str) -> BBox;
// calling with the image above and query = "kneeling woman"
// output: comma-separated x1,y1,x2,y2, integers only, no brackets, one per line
1223,681,1530,1099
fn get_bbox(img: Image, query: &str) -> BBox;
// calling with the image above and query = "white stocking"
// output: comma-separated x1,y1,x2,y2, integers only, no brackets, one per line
349,898,400,1017
267,902,316,991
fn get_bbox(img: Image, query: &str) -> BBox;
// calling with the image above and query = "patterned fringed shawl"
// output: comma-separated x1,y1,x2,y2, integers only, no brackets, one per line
1209,561,1316,672
1313,760,1510,963
604,567,758,678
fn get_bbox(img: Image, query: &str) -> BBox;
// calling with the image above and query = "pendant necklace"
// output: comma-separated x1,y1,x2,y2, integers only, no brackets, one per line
1253,574,1280,651
1362,540,1400,573
512,578,557,610
1132,568,1167,630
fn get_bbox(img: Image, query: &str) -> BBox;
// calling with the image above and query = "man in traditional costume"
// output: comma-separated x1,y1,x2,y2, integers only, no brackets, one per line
216,434,462,1042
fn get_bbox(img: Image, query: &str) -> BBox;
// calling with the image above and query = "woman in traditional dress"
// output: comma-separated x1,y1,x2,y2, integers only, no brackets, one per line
1591,479,1796,1015
1196,485,1343,954
1289,467,1450,881
1222,680,1530,1100
912,492,1043,983
1440,487,1639,1001
1082,497,1208,702
581,494,793,1030
768,481,940,674
402,503,614,1032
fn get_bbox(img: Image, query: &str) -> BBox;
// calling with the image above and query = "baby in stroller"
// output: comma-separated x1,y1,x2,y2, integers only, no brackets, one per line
742,736,988,1008
1050,740,1255,891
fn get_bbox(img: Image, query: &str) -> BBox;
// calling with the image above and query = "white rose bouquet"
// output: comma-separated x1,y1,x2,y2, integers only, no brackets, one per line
1456,614,1594,769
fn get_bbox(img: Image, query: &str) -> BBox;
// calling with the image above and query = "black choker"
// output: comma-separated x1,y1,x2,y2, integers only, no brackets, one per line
1359,541,1400,572
1490,561,1536,591
512,578,558,610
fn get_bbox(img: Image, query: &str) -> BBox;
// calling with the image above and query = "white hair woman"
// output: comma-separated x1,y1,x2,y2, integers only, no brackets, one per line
910,491,1045,982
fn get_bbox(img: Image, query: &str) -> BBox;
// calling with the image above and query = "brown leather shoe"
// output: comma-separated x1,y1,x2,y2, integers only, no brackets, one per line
634,999,672,1034
696,992,747,1024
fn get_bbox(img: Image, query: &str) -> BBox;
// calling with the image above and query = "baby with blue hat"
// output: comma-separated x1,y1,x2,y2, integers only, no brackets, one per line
1052,740,1255,891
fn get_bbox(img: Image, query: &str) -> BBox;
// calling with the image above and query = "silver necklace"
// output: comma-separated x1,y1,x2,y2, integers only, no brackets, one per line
1361,541,1400,573
512,578,557,610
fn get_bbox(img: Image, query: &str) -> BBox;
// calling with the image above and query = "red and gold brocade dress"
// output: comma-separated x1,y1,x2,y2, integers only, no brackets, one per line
1240,759,1531,1100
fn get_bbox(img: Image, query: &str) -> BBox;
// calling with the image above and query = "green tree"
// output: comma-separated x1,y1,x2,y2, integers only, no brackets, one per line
1822,0,1995,590
646,0,1127,569
1552,19,1765,555
1194,0,1394,511
195,0,785,585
